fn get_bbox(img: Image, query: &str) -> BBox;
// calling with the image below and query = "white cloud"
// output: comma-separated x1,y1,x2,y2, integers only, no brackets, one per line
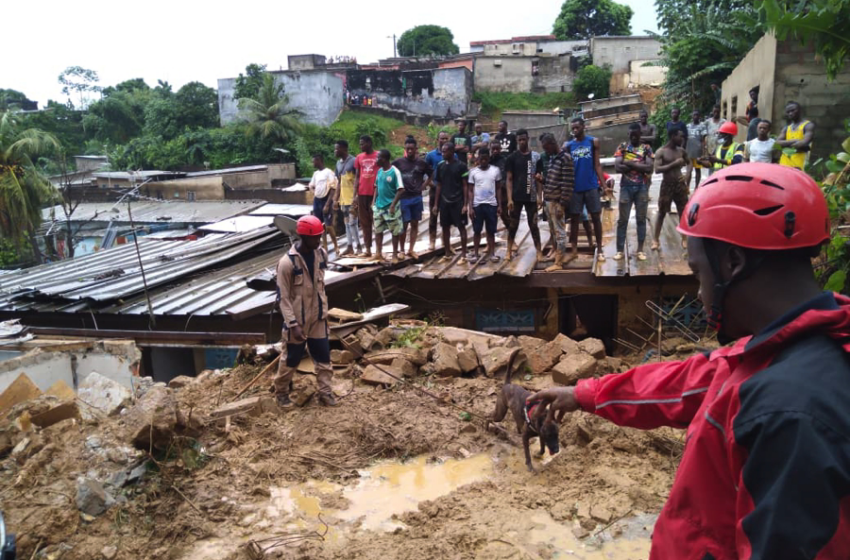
6,0,657,106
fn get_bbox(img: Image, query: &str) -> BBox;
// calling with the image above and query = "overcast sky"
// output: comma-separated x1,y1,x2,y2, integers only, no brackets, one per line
6,0,658,107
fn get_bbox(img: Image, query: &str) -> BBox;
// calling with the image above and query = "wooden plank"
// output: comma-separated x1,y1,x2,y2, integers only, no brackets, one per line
45,380,76,402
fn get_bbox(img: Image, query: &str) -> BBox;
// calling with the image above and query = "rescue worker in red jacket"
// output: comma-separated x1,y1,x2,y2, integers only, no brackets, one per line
274,215,336,408
531,162,850,559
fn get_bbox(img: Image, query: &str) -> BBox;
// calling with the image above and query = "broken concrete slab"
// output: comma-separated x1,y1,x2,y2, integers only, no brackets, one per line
550,333,580,355
30,401,80,429
360,364,400,386
211,396,277,419
364,348,427,366
0,373,42,417
390,357,418,378
431,327,502,349
552,353,597,386
76,478,115,517
123,386,180,450
167,376,195,389
429,343,462,377
78,372,133,421
457,347,479,375
578,338,606,359
330,350,355,365
356,325,379,352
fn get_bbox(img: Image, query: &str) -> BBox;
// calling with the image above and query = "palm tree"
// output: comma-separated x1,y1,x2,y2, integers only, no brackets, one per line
0,110,60,263
238,73,303,145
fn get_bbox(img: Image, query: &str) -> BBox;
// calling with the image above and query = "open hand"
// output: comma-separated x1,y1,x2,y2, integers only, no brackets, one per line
526,387,579,423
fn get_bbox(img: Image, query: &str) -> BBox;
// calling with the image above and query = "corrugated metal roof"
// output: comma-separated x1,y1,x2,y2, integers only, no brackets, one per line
249,204,312,217
0,227,283,312
92,170,184,179
41,200,267,226
185,165,268,177
199,215,275,233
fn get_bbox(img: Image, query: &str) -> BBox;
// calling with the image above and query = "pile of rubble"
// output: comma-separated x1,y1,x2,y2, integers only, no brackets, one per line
333,322,627,389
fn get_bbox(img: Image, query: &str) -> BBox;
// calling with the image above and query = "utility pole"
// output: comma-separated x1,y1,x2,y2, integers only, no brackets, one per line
387,34,397,57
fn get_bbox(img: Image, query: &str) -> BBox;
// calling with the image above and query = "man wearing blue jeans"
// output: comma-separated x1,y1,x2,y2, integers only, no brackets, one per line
565,118,606,262
613,123,654,261
392,136,433,258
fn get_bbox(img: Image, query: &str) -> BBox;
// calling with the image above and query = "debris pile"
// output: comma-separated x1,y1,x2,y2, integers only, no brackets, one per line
0,322,696,559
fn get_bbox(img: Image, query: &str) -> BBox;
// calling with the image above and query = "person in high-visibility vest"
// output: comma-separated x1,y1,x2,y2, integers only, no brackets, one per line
699,120,743,171
777,101,815,170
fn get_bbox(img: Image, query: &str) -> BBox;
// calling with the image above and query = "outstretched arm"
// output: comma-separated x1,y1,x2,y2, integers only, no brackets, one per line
530,349,731,429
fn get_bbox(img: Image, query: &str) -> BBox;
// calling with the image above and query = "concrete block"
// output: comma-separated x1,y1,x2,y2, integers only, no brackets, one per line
331,350,355,365
430,343,462,377
525,342,563,375
391,358,418,378
123,386,181,450
551,333,580,354
457,347,479,375
365,348,427,366
578,338,606,359
167,376,194,389
552,353,597,386
78,372,133,420
360,364,400,386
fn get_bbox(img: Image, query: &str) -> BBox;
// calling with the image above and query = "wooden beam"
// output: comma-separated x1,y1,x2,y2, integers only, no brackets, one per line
27,327,265,346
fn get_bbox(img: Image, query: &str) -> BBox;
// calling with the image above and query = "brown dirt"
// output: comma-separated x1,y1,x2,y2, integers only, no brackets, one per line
0,355,685,560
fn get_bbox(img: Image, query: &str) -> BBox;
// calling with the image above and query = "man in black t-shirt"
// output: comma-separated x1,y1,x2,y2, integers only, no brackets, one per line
392,136,433,258
504,129,543,261
494,120,517,154
666,107,688,144
452,120,473,164
433,142,469,262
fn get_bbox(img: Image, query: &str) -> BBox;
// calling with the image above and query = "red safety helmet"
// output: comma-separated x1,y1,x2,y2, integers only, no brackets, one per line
296,215,324,236
718,121,738,136
677,162,829,250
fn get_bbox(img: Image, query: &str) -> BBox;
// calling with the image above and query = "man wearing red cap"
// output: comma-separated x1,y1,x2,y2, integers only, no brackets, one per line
531,163,850,558
273,215,336,408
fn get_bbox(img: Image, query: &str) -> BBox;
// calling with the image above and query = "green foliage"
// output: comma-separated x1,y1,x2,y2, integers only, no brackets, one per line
811,131,850,292
391,323,429,349
234,63,267,101
573,65,612,100
653,0,760,111
756,0,850,80
23,101,86,157
0,238,27,268
0,89,37,111
397,25,459,57
553,0,632,40
473,92,576,120
238,73,303,145
649,103,675,148
0,110,59,254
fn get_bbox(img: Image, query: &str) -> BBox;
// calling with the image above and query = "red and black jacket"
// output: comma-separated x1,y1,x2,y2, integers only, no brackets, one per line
575,292,850,559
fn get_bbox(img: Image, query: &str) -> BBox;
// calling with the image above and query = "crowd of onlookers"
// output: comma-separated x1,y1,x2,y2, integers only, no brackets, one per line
304,95,815,268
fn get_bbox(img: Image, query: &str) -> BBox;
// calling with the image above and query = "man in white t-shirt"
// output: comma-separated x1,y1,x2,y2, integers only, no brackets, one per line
744,120,779,164
308,154,338,253
704,105,726,177
467,147,502,263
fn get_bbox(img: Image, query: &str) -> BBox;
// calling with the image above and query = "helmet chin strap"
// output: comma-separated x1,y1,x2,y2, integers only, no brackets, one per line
702,239,766,344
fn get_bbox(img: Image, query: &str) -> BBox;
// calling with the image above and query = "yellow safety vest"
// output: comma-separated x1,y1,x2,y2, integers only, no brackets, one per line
714,142,741,169
779,120,812,170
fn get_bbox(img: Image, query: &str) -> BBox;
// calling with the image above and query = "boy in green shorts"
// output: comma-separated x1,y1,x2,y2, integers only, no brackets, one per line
372,149,405,263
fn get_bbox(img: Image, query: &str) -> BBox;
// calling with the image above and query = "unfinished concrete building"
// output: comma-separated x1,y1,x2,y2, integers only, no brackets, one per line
721,32,850,161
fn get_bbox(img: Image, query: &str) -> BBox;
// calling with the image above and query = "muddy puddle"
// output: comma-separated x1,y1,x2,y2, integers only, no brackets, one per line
182,451,654,559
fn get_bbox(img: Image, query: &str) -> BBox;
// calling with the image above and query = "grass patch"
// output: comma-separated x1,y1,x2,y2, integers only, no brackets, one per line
474,92,576,120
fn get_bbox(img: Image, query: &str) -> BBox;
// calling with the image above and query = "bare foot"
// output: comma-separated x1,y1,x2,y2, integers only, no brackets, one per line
536,251,543,262
651,241,659,251
407,250,419,259
342,248,354,256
